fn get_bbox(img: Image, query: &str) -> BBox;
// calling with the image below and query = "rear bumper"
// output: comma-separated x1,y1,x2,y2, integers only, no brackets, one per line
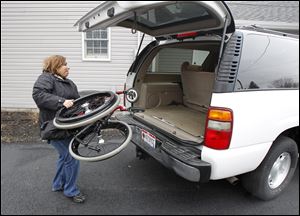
117,113,211,182
132,127,211,182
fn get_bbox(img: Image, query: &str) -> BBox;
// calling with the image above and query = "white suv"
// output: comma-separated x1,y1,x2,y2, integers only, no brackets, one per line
76,1,299,200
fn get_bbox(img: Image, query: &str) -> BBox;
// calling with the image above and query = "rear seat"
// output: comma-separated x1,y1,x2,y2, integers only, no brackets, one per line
181,61,215,112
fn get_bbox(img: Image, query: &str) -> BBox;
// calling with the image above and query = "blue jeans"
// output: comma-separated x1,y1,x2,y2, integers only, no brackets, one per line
50,138,80,197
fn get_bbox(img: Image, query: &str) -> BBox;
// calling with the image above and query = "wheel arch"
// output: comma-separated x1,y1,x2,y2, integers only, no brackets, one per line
276,126,299,149
264,126,299,161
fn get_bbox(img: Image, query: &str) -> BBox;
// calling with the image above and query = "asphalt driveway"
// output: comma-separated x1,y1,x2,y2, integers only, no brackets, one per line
1,142,299,215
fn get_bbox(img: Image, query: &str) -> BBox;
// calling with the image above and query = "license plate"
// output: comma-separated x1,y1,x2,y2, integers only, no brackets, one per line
141,129,156,148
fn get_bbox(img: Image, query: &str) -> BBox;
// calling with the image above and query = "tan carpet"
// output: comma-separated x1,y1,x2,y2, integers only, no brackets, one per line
137,105,207,137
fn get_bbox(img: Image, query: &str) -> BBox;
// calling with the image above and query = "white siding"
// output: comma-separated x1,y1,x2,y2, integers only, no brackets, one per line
1,1,152,109
157,49,193,73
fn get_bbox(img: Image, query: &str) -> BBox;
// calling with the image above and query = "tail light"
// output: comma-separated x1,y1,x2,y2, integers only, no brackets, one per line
204,107,233,150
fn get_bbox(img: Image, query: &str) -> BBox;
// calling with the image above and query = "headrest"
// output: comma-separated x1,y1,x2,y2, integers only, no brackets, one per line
181,61,203,72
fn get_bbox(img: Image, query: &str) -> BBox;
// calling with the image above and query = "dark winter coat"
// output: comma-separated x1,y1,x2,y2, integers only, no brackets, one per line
32,71,80,127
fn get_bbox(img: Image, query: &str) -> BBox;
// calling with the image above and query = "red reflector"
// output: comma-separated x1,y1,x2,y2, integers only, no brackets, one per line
116,91,124,95
177,32,198,39
204,129,232,150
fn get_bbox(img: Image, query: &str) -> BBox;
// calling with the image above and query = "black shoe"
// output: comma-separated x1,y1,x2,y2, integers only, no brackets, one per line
72,193,86,203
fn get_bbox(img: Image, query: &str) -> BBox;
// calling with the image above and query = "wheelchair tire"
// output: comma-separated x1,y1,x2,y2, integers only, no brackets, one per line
53,91,120,129
68,120,132,162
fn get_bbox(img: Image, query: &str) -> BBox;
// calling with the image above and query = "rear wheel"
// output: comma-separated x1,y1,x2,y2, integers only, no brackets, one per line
69,120,132,162
53,91,120,129
241,136,298,200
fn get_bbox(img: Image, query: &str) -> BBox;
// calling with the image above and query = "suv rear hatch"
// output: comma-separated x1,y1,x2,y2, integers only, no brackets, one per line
75,1,235,38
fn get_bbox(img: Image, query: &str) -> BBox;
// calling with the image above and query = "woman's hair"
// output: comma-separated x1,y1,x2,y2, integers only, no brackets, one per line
43,55,66,74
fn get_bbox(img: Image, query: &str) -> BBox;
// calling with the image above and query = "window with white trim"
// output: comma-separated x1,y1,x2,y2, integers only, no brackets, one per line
83,28,110,61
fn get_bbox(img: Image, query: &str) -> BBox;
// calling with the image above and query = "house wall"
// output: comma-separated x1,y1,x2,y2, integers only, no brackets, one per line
1,1,298,110
1,1,152,109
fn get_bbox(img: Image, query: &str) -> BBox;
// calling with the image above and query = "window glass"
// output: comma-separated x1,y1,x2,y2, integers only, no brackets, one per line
86,31,92,39
87,41,93,48
84,29,109,60
101,49,108,54
192,50,210,65
100,30,107,39
101,41,108,48
93,30,100,38
235,34,299,90
94,41,100,47
131,2,210,28
147,48,210,74
94,48,100,54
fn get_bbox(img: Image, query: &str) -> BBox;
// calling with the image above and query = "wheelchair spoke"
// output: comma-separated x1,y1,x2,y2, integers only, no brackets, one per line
54,91,120,129
69,120,132,161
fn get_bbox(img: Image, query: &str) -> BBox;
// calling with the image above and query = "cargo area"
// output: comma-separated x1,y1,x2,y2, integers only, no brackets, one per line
132,42,220,143
135,105,207,143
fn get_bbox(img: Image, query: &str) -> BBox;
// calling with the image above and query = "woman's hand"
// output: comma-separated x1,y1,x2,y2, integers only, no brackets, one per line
63,99,74,108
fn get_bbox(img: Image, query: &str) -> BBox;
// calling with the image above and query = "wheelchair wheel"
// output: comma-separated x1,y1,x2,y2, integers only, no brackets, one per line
69,120,132,162
53,91,120,129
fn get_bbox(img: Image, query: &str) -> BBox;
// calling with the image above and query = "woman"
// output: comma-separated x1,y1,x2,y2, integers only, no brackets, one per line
32,55,86,203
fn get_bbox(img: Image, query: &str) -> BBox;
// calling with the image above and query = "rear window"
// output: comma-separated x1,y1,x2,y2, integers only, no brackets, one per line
147,48,210,74
235,34,299,90
128,2,211,29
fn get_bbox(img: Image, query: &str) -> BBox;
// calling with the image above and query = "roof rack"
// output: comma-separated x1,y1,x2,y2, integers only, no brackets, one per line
238,25,299,39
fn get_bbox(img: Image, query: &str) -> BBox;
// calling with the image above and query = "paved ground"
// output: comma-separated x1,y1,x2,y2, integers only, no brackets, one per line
1,142,299,215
